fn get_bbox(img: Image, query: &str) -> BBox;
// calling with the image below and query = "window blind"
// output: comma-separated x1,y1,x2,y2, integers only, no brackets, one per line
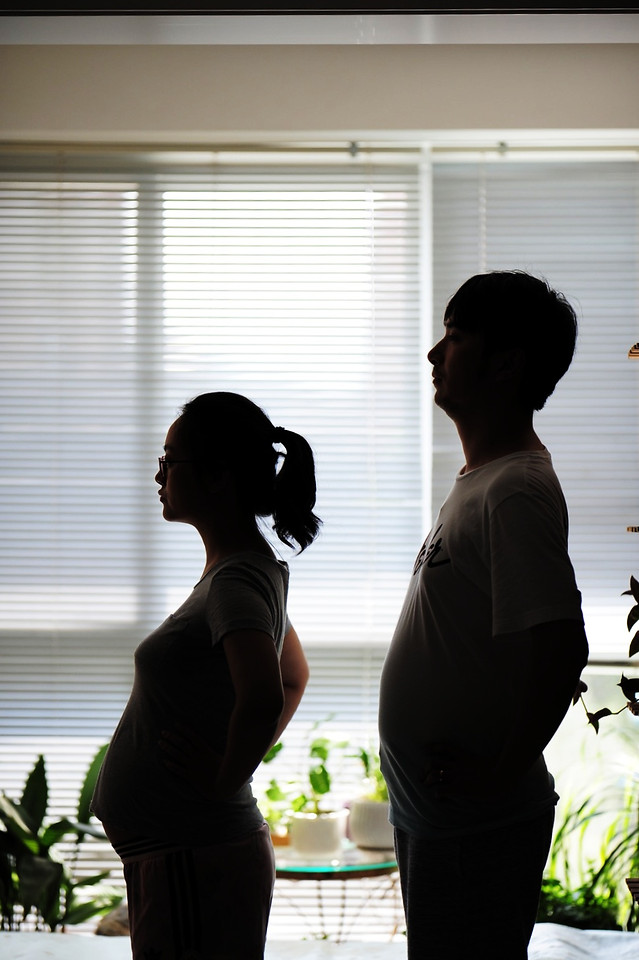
431,159,639,662
0,156,422,639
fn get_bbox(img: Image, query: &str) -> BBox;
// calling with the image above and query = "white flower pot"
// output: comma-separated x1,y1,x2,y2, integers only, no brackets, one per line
348,799,394,850
288,810,346,858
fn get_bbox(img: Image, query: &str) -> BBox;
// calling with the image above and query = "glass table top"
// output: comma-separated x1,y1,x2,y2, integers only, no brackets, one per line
275,841,397,877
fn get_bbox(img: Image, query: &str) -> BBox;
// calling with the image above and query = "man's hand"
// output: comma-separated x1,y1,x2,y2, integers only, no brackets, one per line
423,743,498,800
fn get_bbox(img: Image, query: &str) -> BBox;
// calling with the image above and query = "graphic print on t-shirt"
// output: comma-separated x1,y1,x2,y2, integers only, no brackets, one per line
413,523,451,574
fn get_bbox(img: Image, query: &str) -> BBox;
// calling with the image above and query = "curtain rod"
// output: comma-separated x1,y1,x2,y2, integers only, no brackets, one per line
0,140,419,155
0,141,638,162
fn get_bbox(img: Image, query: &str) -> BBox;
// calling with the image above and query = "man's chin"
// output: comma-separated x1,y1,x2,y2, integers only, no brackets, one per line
433,392,457,419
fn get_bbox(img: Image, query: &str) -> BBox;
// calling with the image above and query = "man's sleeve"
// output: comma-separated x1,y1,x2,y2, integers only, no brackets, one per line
489,490,584,637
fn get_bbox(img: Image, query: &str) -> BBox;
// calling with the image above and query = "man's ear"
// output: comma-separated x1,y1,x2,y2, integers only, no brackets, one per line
490,347,525,383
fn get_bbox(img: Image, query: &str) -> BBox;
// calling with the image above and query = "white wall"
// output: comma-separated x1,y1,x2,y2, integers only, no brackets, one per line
0,43,638,143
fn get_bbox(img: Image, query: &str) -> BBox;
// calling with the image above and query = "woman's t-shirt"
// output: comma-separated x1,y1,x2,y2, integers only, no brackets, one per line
91,552,289,846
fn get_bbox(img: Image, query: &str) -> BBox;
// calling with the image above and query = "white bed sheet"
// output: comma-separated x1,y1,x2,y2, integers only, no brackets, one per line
529,923,639,960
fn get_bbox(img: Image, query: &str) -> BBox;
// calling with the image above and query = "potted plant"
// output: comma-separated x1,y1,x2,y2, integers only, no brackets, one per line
0,746,124,932
261,729,349,858
347,746,394,850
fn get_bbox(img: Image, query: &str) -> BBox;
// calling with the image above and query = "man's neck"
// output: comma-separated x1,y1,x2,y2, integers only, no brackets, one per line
456,416,544,474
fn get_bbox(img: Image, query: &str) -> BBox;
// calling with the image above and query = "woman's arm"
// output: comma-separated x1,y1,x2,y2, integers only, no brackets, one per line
159,625,309,800
159,628,284,801
268,624,309,749
214,629,286,799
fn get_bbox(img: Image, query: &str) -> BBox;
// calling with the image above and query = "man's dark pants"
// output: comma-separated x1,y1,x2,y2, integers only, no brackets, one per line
394,810,555,960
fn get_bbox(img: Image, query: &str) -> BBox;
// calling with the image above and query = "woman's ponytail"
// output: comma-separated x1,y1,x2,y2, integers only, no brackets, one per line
272,427,321,552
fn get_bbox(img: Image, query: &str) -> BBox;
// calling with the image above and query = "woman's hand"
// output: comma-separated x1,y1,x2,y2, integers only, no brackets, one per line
158,722,222,801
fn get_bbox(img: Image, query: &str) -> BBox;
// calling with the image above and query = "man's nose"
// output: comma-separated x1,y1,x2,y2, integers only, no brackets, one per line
428,338,444,365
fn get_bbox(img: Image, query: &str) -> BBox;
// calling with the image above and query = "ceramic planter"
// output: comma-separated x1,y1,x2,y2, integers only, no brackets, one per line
287,810,347,858
348,798,394,850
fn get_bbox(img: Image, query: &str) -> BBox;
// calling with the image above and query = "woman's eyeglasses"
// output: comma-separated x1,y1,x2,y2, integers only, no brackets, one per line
157,456,196,481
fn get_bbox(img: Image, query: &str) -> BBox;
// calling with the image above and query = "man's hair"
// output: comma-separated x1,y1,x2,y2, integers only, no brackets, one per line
445,270,578,411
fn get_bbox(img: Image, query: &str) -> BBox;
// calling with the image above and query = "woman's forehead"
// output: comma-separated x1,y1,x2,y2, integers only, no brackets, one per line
163,418,184,449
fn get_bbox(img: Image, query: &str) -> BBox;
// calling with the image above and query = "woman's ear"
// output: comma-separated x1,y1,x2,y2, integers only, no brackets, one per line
203,464,232,495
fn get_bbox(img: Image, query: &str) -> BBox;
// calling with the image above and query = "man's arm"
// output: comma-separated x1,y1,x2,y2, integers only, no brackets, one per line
425,619,588,794
491,618,589,787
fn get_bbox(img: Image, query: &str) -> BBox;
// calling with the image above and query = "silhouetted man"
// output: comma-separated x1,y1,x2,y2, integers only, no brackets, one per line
379,271,589,960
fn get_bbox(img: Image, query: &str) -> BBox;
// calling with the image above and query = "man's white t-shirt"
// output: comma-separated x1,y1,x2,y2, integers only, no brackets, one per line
379,450,584,838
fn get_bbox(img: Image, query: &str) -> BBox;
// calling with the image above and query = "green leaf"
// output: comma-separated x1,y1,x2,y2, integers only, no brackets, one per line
38,818,105,850
594,707,613,721
265,780,288,803
309,738,330,764
586,714,600,733
627,604,639,633
629,630,639,659
629,575,639,605
0,794,39,853
62,889,124,927
0,835,18,918
39,818,78,850
20,756,48,835
587,708,612,733
572,679,588,705
69,820,108,840
62,901,106,926
309,763,330,796
71,870,116,888
618,674,639,701
17,854,63,926
356,748,371,778
76,744,109,826
262,742,283,764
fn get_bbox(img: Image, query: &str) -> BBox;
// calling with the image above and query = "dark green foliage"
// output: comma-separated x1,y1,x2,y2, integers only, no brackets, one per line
349,745,388,802
0,746,123,932
537,878,620,930
540,788,639,931
575,577,639,732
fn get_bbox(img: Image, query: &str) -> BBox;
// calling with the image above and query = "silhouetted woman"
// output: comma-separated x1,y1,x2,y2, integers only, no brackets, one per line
92,392,321,960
